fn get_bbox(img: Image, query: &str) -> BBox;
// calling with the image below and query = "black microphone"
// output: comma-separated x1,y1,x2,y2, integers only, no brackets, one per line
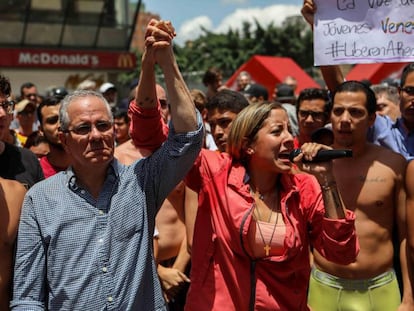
289,149,352,163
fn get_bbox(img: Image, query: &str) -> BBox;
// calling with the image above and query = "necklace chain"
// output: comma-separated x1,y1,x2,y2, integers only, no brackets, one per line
252,189,280,256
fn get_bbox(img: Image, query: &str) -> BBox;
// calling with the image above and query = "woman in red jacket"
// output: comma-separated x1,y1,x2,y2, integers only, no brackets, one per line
185,101,359,311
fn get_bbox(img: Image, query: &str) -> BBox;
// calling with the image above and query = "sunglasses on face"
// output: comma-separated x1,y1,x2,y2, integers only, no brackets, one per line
61,121,113,136
298,109,326,121
401,86,414,96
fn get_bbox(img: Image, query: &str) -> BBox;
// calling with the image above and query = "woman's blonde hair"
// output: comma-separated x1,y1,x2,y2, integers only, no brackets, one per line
227,101,285,163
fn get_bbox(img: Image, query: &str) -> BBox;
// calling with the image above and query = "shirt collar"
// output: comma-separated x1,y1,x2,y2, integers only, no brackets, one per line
66,160,119,191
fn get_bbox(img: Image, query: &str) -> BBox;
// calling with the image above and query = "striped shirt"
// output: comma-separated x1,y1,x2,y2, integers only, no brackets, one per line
11,120,203,310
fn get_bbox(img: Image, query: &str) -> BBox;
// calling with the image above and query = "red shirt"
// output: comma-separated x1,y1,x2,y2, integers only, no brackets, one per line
39,156,64,178
128,100,169,151
185,149,358,311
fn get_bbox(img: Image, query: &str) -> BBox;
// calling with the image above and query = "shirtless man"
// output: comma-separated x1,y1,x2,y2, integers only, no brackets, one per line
307,80,412,310
406,160,414,296
0,178,26,310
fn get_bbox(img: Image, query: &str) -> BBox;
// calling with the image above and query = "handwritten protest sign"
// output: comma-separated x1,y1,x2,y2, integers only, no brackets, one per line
314,0,414,65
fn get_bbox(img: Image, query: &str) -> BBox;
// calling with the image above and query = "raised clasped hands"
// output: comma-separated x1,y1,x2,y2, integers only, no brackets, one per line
144,19,176,65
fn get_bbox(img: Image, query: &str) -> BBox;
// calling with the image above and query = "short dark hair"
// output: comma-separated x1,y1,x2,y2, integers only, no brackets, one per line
296,88,330,114
206,89,249,114
243,83,268,100
0,75,12,97
37,96,61,125
202,67,222,86
113,108,130,123
20,82,36,96
400,63,414,87
332,80,377,115
24,131,48,149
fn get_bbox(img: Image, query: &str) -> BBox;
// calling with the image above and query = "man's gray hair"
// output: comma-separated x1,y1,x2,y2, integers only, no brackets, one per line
59,90,113,131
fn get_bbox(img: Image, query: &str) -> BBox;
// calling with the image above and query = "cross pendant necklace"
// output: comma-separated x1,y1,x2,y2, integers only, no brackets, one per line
264,244,271,256
252,189,280,257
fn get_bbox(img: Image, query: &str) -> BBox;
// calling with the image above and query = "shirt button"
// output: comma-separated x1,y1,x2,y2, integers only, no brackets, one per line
98,238,103,243
99,210,104,215
107,296,113,302
81,190,85,194
102,267,108,272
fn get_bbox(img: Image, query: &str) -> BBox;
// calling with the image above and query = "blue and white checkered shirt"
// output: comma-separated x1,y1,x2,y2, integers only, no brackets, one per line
11,119,203,310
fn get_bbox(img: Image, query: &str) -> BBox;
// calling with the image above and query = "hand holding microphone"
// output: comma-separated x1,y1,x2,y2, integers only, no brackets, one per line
289,148,353,163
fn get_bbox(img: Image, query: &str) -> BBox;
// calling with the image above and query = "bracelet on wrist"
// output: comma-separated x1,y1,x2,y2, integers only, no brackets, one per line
321,180,337,191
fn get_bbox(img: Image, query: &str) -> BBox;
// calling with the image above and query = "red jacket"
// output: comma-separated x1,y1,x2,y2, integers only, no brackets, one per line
128,100,169,151
185,149,358,311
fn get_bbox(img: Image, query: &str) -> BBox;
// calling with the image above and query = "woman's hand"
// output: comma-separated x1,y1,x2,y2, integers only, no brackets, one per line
291,142,336,184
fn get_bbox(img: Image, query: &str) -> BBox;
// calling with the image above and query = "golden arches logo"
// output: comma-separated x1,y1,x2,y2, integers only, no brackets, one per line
117,54,134,68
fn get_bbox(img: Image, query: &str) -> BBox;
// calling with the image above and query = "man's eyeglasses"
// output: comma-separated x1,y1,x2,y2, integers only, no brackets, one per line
61,121,113,136
298,109,326,121
401,86,414,96
0,100,15,114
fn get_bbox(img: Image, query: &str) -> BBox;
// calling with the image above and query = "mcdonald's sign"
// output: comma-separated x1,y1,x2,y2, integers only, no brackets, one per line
0,48,137,70
117,53,135,69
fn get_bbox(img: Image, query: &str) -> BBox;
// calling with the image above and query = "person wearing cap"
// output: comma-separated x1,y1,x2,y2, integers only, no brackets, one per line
242,83,269,103
10,82,41,132
99,82,118,111
76,79,97,91
14,98,38,146
48,87,68,101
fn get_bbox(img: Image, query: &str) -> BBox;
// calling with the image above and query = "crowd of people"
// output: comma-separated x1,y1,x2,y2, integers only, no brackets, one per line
1,1,414,310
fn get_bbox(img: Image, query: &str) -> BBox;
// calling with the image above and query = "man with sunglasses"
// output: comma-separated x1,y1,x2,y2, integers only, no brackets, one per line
14,98,37,146
294,87,331,148
10,82,41,136
11,19,203,310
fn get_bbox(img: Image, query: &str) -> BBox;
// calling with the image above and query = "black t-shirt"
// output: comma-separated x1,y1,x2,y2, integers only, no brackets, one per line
0,143,44,189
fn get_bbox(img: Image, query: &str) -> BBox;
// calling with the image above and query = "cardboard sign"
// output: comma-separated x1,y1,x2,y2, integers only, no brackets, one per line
314,0,414,65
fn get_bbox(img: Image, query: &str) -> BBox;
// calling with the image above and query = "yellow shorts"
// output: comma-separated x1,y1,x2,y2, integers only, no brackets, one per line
308,267,401,311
